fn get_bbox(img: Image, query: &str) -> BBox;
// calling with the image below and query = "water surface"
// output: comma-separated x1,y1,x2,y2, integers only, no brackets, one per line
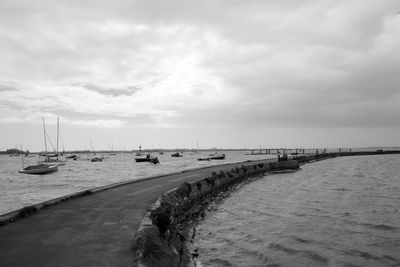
0,151,273,215
193,154,400,267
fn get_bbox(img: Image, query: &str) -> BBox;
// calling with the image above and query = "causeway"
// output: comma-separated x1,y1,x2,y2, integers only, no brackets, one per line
0,159,271,267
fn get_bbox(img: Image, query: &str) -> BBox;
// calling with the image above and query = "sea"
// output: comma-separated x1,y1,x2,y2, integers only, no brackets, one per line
0,151,274,215
192,154,400,267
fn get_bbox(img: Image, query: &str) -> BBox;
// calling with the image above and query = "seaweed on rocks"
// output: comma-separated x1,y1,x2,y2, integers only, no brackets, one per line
150,201,173,235
195,181,202,191
176,182,192,199
204,177,215,186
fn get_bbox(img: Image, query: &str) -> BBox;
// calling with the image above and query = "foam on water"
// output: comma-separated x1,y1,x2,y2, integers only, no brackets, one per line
193,154,400,267
0,151,274,215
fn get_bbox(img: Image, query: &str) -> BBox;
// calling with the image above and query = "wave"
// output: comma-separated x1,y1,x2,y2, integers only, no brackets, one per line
268,243,329,264
344,219,399,231
360,222,399,231
207,258,233,266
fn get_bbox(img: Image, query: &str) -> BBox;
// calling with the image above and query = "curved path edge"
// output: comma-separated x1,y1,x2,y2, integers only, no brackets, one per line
0,159,260,226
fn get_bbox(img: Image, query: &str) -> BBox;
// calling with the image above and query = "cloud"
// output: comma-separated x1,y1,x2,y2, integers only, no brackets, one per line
0,0,399,133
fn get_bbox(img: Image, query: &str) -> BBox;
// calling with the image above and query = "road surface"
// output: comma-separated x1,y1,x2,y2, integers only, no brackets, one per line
0,159,270,267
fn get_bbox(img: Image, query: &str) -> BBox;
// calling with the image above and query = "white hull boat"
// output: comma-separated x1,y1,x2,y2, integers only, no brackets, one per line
19,164,58,174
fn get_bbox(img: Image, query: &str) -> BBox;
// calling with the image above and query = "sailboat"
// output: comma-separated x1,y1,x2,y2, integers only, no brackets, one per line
38,117,66,166
19,117,58,174
19,161,58,174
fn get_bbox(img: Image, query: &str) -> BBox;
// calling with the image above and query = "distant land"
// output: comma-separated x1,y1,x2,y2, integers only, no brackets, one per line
1,146,399,155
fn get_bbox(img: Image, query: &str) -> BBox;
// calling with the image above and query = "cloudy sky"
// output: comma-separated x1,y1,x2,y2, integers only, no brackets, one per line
0,0,399,151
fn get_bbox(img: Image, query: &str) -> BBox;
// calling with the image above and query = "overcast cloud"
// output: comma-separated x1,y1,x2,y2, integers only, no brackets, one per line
0,0,399,150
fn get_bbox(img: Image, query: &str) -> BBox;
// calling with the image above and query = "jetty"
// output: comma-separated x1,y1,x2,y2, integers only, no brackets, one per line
0,160,271,266
1,150,399,266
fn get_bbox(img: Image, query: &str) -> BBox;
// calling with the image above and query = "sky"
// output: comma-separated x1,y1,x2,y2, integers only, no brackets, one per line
0,0,399,151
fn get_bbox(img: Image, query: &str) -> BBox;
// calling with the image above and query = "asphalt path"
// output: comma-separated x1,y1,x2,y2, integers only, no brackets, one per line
0,159,272,267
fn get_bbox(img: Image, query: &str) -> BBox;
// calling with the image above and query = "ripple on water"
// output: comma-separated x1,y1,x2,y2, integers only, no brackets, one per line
194,154,400,267
0,152,274,214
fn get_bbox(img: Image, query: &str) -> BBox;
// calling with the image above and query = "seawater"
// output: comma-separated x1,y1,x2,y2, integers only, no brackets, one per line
0,151,274,215
193,154,400,267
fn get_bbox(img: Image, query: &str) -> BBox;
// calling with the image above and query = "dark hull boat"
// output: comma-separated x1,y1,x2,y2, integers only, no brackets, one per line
90,157,104,162
135,157,150,162
135,154,159,164
210,154,225,160
66,154,78,160
171,152,182,157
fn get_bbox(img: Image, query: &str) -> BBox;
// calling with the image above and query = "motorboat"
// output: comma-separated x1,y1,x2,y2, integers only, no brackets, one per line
135,154,159,164
210,153,225,160
171,152,182,157
90,157,104,162
66,154,79,160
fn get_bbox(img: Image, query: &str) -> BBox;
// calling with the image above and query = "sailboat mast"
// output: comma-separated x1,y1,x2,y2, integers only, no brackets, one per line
43,117,48,160
57,117,59,160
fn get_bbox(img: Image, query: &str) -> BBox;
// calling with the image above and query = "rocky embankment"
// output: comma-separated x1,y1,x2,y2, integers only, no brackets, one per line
133,150,398,266
133,158,307,267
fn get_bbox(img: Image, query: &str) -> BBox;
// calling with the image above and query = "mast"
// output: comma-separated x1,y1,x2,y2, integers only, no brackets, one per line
57,117,59,160
43,117,48,161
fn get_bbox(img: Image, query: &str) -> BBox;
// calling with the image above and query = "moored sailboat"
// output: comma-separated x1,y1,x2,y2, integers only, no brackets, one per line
19,163,58,174
19,117,59,175
37,117,66,166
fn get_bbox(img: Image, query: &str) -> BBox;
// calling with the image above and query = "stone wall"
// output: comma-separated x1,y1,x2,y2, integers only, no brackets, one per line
133,160,301,267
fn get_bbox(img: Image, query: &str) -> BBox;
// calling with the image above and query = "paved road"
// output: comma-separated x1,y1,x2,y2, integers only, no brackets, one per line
0,159,271,267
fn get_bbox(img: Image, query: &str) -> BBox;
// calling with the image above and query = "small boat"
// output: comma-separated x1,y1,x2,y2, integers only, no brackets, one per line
150,157,159,164
66,154,78,160
135,154,159,164
91,157,104,162
197,157,211,161
171,152,182,157
19,164,58,174
38,157,66,166
210,153,225,160
46,153,60,158
135,154,151,162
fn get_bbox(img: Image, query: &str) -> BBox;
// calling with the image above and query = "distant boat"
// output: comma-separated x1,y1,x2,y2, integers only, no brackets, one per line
46,153,60,158
197,157,211,161
38,158,67,166
135,154,159,164
150,157,159,164
66,154,78,160
19,164,58,175
90,157,104,162
171,152,182,157
210,153,225,160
